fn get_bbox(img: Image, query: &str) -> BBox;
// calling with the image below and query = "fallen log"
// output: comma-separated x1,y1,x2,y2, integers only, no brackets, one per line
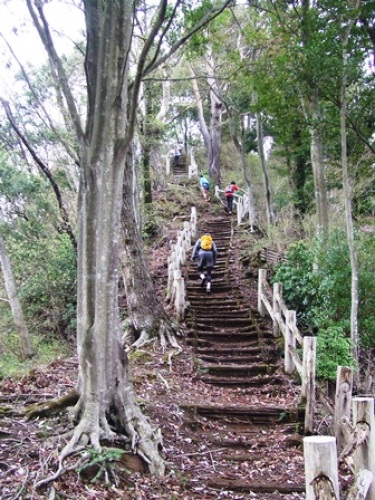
24,389,79,419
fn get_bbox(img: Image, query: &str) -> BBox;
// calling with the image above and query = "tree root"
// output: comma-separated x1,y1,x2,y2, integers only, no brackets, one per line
125,318,183,362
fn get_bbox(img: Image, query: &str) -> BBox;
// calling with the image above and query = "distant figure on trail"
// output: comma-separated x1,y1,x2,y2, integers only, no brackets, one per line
173,143,181,167
199,174,211,201
224,180,244,214
191,233,217,294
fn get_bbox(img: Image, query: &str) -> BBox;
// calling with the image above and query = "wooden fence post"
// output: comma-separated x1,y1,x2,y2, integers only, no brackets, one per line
183,221,191,251
302,336,316,434
304,436,339,499
285,310,296,374
173,270,185,323
258,269,267,317
236,196,243,225
352,397,375,499
190,207,197,240
335,366,354,453
272,282,282,337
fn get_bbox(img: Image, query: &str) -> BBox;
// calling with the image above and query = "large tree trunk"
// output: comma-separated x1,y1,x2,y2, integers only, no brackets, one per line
0,228,35,359
121,148,180,351
25,0,165,475
26,0,233,482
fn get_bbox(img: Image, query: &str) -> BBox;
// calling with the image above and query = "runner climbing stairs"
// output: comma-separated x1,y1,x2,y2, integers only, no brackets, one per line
182,214,306,497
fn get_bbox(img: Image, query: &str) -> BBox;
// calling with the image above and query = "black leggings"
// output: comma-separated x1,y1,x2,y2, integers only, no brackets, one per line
227,195,234,211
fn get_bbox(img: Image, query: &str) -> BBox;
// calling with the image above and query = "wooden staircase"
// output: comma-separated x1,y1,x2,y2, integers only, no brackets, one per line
173,153,188,176
182,214,306,496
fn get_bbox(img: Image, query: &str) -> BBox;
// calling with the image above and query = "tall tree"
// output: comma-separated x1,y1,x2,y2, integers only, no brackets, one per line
16,0,232,480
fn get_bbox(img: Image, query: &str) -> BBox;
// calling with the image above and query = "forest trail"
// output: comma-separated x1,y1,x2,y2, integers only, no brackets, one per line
181,207,307,497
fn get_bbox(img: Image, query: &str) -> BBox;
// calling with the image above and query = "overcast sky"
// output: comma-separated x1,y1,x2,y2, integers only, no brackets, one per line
0,0,84,95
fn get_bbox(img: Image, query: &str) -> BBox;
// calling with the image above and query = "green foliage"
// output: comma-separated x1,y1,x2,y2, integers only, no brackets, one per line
316,326,355,381
0,332,71,379
272,230,375,381
272,241,317,329
7,232,77,337
78,447,127,483
0,153,77,339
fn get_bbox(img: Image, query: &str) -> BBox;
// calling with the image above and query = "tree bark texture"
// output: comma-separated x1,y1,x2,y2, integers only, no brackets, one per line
0,229,35,359
308,94,329,241
207,49,222,186
25,0,165,474
121,149,179,350
255,111,274,225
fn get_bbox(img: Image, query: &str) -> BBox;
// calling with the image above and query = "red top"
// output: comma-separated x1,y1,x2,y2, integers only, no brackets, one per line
225,184,239,196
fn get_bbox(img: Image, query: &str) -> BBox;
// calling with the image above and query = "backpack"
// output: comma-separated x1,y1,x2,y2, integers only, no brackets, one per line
202,181,210,190
225,184,233,195
200,234,213,251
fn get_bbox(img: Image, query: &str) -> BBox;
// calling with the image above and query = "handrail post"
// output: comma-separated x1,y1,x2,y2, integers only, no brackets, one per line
302,336,316,434
285,310,296,374
272,282,281,337
173,270,185,323
258,269,267,317
303,436,339,499
334,366,353,453
352,397,375,499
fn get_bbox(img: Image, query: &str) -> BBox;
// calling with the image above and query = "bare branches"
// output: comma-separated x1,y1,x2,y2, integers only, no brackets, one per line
0,99,77,252
25,0,85,142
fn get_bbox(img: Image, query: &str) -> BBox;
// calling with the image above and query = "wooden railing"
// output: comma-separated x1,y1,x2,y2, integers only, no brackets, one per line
258,268,316,434
166,207,197,322
304,391,375,499
258,269,375,497
214,185,249,226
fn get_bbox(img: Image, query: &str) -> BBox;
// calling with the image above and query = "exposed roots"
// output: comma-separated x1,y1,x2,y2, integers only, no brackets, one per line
126,329,153,352
125,319,183,363
120,394,165,476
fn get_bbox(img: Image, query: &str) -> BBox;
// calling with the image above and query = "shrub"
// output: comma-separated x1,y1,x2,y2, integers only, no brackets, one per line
7,232,77,337
316,325,355,380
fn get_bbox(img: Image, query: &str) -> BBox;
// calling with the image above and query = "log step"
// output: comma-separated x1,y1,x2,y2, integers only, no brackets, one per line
199,375,284,386
181,404,305,424
205,479,306,494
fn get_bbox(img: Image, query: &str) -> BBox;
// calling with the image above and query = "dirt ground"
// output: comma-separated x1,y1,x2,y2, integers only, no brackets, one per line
0,200,355,499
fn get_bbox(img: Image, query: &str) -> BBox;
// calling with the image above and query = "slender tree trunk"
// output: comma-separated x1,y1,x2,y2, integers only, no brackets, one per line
0,228,35,359
191,68,211,170
207,48,222,186
299,0,329,240
340,1,360,367
255,111,274,225
240,118,257,228
301,92,329,240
